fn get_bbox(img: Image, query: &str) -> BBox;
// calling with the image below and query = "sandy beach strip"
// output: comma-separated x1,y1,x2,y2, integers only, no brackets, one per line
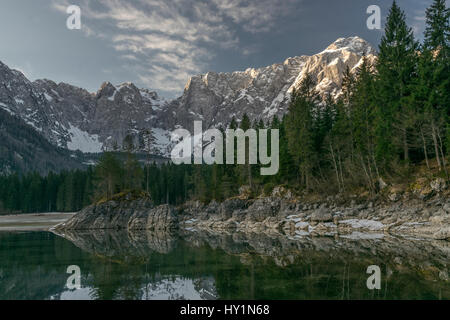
0,212,75,231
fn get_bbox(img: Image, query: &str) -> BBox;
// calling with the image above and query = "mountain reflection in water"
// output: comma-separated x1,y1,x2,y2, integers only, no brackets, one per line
0,230,449,300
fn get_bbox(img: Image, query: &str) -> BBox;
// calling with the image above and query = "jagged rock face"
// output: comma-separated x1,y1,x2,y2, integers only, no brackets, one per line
0,62,62,146
163,36,377,131
0,62,167,155
0,37,376,157
89,81,167,153
31,79,96,147
164,57,306,130
32,80,168,154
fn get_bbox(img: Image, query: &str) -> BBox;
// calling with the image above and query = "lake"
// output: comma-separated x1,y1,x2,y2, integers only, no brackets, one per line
0,230,449,300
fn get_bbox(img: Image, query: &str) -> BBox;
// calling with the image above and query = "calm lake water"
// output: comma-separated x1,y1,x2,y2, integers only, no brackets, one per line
0,230,449,300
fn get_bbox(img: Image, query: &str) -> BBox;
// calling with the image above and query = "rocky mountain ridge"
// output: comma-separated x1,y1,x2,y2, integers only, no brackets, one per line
0,36,377,159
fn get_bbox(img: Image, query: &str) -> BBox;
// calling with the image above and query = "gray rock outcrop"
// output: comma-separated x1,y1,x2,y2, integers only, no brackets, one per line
54,196,178,231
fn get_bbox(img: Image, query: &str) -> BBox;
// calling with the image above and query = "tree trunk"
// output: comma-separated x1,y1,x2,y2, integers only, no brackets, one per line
403,129,409,161
338,153,345,192
437,130,449,180
247,163,252,190
420,129,430,170
329,142,341,193
431,121,442,170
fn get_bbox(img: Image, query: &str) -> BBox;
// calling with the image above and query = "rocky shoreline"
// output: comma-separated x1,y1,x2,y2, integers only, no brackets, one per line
54,179,450,241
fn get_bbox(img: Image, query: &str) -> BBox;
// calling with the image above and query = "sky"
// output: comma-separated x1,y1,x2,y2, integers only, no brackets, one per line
0,0,444,98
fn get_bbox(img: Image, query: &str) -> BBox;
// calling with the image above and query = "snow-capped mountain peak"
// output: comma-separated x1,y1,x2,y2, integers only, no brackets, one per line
0,37,377,157
322,36,377,55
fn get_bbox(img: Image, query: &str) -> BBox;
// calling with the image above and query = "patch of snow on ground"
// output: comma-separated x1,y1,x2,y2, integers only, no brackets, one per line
67,124,103,153
83,160,97,166
152,127,173,157
25,120,42,132
235,89,255,104
44,93,53,102
340,232,384,240
107,90,117,101
0,103,14,115
323,222,337,228
339,219,384,231
295,221,309,229
295,230,310,237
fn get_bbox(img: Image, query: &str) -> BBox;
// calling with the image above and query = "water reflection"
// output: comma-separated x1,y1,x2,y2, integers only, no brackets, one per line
51,276,217,300
0,230,449,300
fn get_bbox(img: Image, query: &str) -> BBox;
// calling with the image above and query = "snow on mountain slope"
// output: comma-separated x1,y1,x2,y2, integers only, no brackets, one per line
66,124,103,153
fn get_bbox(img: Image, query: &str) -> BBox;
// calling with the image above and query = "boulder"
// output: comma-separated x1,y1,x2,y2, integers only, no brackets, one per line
378,177,388,190
310,206,332,222
144,204,179,231
430,178,447,193
219,198,247,220
55,197,154,230
180,200,205,217
54,196,179,231
238,185,252,199
246,197,281,222
433,227,450,240
271,186,293,199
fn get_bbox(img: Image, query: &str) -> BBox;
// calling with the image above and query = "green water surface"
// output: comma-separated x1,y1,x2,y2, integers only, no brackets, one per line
0,231,448,300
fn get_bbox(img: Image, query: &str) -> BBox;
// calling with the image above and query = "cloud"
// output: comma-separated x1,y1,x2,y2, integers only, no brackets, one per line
51,0,300,96
411,9,426,39
211,0,299,33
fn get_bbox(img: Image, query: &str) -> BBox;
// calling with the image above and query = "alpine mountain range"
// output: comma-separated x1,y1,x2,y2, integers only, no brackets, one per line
0,36,377,174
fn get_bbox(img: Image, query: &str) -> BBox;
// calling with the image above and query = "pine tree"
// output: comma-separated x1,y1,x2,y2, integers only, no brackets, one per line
352,57,378,190
326,99,350,193
141,129,154,193
229,117,238,130
123,153,144,191
285,74,319,189
56,173,66,212
424,0,450,57
82,167,94,207
375,0,418,165
94,153,123,200
64,173,75,212
418,0,450,174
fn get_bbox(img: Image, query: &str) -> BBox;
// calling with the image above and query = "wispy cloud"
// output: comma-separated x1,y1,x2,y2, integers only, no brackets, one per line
51,0,299,96
411,9,426,39
211,0,299,33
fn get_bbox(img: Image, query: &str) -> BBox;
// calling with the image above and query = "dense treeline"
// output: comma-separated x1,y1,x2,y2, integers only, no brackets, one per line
0,160,193,213
0,0,448,214
0,169,93,213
